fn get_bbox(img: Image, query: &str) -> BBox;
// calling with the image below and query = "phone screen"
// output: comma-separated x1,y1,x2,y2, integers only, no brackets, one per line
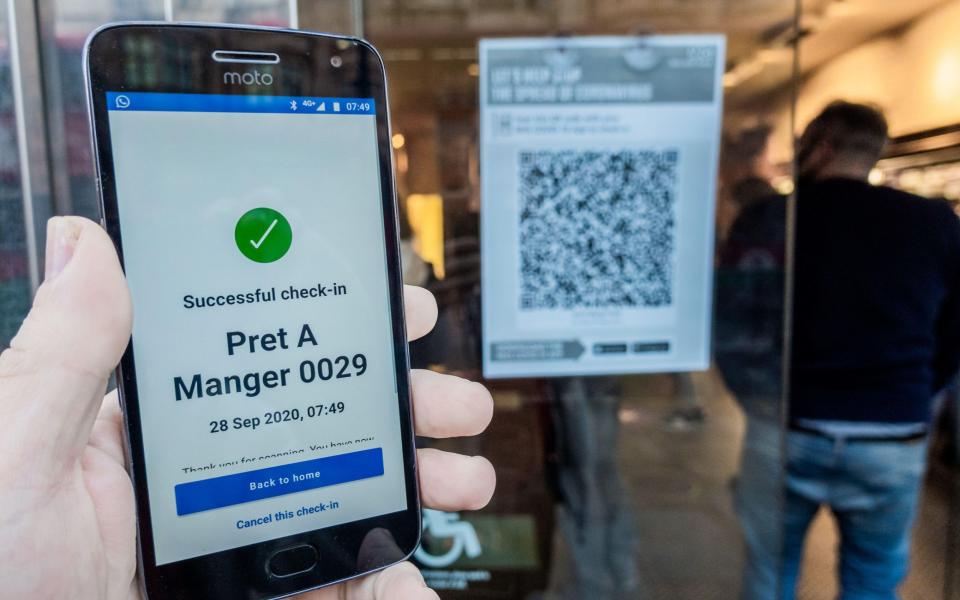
105,91,408,566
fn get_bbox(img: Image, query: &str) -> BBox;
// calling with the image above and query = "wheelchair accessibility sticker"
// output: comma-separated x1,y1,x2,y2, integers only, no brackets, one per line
414,509,483,568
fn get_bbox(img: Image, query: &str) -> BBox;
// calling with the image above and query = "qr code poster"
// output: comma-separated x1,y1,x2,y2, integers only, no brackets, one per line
480,35,724,378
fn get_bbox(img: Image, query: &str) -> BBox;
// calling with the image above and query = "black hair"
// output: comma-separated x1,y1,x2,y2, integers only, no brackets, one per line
799,100,889,165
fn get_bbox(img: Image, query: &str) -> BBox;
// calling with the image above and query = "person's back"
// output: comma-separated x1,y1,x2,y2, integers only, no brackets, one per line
792,177,960,424
732,101,960,600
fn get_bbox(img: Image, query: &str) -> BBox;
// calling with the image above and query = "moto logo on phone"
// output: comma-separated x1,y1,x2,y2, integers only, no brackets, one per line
223,70,274,86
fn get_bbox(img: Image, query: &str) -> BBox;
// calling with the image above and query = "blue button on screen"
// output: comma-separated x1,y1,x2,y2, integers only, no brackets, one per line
174,447,384,516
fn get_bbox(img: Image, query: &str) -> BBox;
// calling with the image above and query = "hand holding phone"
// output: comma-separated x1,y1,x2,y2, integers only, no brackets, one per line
0,216,495,598
74,21,497,598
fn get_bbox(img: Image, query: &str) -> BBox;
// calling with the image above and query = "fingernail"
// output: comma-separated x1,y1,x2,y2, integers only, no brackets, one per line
44,217,80,281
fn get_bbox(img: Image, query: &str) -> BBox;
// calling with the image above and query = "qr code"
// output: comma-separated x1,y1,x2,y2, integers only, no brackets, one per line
518,149,677,310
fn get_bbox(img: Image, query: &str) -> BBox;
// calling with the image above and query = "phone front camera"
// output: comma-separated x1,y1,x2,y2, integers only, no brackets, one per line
330,55,343,68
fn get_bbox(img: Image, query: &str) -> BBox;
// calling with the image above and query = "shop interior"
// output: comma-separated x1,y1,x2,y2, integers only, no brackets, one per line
313,1,960,598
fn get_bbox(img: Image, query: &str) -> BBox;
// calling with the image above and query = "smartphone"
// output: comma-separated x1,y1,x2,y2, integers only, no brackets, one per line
84,23,420,599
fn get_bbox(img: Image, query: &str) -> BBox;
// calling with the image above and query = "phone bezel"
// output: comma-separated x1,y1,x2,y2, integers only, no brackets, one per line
84,22,420,599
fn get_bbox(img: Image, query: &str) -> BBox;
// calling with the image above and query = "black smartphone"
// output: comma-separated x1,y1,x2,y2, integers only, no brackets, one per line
84,23,420,599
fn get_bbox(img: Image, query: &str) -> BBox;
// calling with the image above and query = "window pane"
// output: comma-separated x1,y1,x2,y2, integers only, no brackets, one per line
0,1,33,348
41,0,292,221
172,0,291,27
334,1,799,597
42,0,165,220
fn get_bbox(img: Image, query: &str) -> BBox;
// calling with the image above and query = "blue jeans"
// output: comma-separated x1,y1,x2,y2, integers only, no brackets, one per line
738,420,929,600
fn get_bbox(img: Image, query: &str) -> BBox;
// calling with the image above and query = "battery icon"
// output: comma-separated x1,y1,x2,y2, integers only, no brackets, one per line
333,102,341,112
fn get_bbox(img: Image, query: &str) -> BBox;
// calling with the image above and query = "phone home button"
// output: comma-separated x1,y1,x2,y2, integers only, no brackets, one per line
267,544,318,578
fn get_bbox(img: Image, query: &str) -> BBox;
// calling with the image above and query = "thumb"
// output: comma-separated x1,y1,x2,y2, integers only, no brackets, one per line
0,216,132,475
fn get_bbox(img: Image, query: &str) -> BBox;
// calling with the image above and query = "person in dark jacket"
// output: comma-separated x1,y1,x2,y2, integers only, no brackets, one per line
721,101,960,600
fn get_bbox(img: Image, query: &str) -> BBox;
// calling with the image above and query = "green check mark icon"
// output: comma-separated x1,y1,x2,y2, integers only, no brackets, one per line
235,208,292,263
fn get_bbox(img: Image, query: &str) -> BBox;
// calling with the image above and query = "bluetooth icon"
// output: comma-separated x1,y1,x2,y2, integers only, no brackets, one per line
289,100,298,111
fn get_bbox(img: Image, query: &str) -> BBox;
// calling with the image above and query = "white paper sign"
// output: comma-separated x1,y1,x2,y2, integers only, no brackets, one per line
480,35,725,379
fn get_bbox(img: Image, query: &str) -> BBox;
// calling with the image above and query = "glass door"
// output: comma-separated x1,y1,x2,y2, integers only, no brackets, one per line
300,1,800,597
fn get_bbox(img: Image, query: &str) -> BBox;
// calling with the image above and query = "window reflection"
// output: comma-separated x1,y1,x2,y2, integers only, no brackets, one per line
170,0,291,27
0,1,33,348
353,0,960,597
40,0,292,220
359,1,797,596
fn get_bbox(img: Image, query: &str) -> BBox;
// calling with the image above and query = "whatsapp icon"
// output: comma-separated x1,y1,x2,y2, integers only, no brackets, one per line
235,207,292,263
